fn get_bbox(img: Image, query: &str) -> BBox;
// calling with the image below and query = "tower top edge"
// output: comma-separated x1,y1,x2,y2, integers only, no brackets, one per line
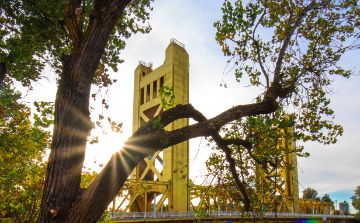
170,38,185,49
138,60,153,69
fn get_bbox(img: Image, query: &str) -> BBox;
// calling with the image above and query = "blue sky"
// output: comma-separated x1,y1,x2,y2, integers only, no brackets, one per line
24,0,360,213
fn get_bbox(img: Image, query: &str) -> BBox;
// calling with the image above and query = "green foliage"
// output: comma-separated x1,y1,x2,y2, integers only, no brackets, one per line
0,0,152,87
208,0,359,211
80,169,98,189
159,86,175,110
321,194,333,203
351,185,360,217
0,86,51,222
206,112,304,212
302,187,319,200
33,101,54,128
0,0,67,86
215,0,359,146
151,116,163,129
97,211,112,223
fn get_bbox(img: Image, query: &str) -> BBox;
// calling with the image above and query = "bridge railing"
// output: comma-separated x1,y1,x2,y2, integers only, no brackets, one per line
110,211,355,220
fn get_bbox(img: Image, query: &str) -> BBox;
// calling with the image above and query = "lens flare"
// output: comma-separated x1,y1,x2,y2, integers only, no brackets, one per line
296,219,321,223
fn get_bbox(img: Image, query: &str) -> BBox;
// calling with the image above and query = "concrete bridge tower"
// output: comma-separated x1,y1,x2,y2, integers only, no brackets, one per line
129,39,189,212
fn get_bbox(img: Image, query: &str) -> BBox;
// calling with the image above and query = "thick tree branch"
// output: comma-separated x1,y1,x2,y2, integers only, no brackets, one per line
71,97,280,218
64,1,83,46
135,104,207,135
0,61,6,86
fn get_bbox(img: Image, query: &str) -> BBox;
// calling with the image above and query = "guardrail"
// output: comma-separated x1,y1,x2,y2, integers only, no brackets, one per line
110,211,355,221
138,60,153,68
170,38,185,48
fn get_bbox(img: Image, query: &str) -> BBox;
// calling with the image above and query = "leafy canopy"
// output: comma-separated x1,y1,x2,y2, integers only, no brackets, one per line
205,0,359,211
0,85,52,222
302,187,319,200
0,0,152,87
206,112,304,211
215,0,359,145
351,185,360,217
321,194,333,203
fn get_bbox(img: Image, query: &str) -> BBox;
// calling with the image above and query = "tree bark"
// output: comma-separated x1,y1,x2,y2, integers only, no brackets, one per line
0,61,6,86
38,1,131,222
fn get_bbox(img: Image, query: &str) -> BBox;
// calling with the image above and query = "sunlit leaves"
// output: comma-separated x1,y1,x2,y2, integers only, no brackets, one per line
159,86,175,110
33,101,54,128
351,185,360,218
302,187,319,200
0,86,50,221
206,112,305,211
0,0,153,88
209,0,359,211
215,0,359,146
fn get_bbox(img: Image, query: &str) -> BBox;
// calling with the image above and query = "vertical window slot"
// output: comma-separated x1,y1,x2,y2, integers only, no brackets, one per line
160,76,164,88
140,88,144,105
146,84,150,102
153,80,157,98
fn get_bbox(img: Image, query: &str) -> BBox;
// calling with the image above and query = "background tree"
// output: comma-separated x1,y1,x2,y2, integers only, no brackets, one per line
205,112,303,212
0,86,51,222
351,185,360,217
321,194,333,203
0,0,359,222
302,188,319,200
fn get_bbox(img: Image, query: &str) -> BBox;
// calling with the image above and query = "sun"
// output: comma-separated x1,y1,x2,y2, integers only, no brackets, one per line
84,129,131,172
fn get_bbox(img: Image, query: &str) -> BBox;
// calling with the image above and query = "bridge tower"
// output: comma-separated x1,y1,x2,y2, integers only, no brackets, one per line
255,123,300,213
280,125,300,213
125,39,189,212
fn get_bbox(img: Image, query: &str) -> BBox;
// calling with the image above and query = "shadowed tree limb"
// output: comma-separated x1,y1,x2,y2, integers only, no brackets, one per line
211,133,252,211
73,96,280,217
0,62,6,86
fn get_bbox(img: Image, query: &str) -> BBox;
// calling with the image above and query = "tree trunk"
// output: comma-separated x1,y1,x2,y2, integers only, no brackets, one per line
38,1,131,221
38,55,93,222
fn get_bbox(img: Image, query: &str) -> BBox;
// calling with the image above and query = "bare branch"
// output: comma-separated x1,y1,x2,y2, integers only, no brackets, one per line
251,9,270,88
251,36,270,88
211,133,252,211
272,1,320,86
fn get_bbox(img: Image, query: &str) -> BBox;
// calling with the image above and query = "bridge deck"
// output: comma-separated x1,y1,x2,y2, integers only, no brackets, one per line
111,211,355,222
